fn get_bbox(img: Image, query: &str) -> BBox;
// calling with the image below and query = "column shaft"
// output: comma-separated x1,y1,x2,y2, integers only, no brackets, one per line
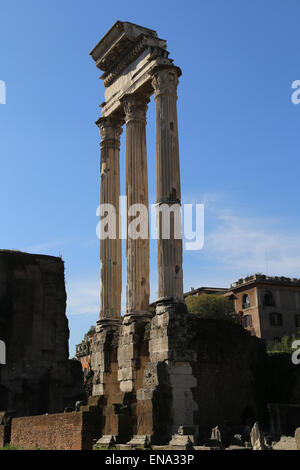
152,66,184,301
122,94,150,316
97,117,123,323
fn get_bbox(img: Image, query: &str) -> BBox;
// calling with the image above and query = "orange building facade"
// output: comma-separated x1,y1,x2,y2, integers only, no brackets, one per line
228,274,300,342
75,332,95,380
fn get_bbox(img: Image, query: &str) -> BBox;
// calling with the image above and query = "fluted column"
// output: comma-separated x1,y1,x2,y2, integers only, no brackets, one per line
97,117,123,325
152,65,184,302
122,93,150,317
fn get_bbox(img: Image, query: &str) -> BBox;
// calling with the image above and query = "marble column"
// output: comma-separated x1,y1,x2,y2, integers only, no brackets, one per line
151,65,184,302
122,93,150,317
96,117,123,326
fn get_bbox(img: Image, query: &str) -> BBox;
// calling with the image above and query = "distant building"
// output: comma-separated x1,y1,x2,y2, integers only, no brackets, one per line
184,286,228,297
75,329,95,380
227,274,300,342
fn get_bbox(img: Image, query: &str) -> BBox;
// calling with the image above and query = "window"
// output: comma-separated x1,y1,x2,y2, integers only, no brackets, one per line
263,291,274,307
242,294,250,309
295,314,300,328
242,314,252,328
270,312,283,327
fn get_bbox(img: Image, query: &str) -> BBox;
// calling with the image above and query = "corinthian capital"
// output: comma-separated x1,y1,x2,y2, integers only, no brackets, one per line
121,93,149,124
151,65,182,99
96,117,123,150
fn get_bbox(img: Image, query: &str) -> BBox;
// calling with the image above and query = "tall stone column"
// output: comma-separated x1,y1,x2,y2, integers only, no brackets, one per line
122,93,150,317
97,117,123,326
117,94,151,396
92,117,123,404
152,65,184,302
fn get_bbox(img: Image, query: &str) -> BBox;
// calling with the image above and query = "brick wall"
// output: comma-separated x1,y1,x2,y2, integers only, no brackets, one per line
10,411,101,450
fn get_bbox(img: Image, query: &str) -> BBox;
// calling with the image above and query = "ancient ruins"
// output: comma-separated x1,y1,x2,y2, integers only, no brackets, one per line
89,21,195,447
1,21,300,451
0,250,84,416
88,21,270,448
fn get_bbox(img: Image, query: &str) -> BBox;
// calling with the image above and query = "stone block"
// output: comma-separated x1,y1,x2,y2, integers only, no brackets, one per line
94,435,116,449
250,422,265,450
295,428,300,450
168,434,194,450
120,380,133,393
126,435,150,449
136,388,155,401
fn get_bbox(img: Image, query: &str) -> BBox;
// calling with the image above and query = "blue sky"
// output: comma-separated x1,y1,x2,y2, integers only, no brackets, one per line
1,0,299,356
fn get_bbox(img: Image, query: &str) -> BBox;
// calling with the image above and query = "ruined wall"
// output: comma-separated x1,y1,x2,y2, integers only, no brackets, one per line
0,250,85,416
191,318,268,441
10,411,101,450
91,311,270,446
91,318,151,442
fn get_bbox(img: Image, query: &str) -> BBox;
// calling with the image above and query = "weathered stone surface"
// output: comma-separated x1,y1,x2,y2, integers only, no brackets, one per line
91,322,120,397
122,93,150,318
135,303,198,443
0,251,84,417
97,118,123,323
94,434,116,449
295,428,300,450
91,306,270,446
192,319,267,444
0,410,14,447
0,410,14,425
210,426,223,448
225,445,250,451
193,445,217,450
273,435,297,450
88,22,274,449
126,434,150,449
117,314,151,397
90,21,169,117
152,66,184,302
168,433,193,450
250,422,265,450
10,411,101,450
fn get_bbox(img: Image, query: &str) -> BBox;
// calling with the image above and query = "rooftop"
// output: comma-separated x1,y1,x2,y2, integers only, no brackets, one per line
230,274,300,289
184,286,228,297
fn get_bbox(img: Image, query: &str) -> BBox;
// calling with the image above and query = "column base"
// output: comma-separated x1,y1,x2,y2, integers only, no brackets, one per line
135,301,198,444
92,320,120,397
122,311,153,324
155,296,185,307
96,317,121,332
118,312,152,393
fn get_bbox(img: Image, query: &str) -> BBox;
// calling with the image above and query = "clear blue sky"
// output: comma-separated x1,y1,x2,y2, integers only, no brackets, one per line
1,0,299,356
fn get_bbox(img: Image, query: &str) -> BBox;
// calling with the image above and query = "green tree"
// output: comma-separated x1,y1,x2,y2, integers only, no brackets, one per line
185,293,236,321
267,331,300,354
84,325,96,341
